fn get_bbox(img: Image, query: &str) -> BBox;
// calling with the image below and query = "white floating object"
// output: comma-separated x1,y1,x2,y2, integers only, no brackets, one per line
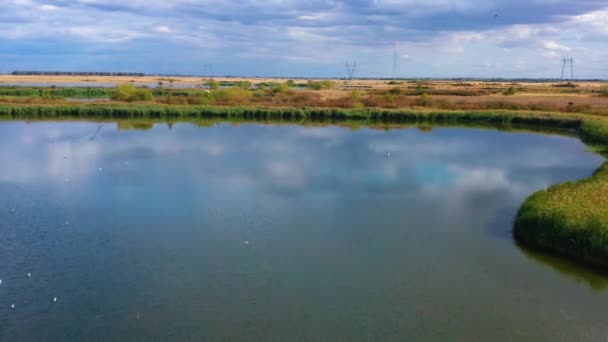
0,279,2,285
386,152,391,158
245,241,249,245
65,178,70,182
66,221,70,225
53,297,57,303
11,304,15,309
27,273,31,278
98,168,102,171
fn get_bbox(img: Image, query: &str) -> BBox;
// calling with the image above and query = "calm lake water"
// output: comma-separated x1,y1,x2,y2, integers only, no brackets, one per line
0,121,607,341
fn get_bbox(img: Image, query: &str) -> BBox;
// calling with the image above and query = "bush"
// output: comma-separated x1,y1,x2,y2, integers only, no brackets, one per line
112,84,154,102
234,81,252,90
271,83,290,94
503,87,517,96
600,84,608,98
215,87,253,104
350,90,363,108
206,79,220,90
553,82,578,88
388,87,402,95
416,93,431,107
308,80,336,90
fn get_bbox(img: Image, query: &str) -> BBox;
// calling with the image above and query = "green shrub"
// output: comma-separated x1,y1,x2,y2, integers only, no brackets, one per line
416,93,431,107
112,84,154,102
271,83,290,94
351,90,363,108
215,87,253,104
206,79,220,90
388,87,402,95
307,80,336,90
503,87,517,96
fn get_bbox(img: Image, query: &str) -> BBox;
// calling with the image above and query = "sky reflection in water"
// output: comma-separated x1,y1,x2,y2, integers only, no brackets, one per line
0,121,606,341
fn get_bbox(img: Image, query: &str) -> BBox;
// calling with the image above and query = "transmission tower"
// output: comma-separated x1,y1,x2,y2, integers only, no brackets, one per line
346,61,357,82
561,57,574,81
393,45,399,81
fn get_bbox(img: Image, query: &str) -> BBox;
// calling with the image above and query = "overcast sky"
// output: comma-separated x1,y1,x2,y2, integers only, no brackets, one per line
1,0,607,78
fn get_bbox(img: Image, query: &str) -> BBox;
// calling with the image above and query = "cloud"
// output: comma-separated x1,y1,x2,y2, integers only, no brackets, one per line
155,26,171,33
0,1,607,77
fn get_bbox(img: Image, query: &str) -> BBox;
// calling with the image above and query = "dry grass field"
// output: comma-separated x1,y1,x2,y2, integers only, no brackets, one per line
1,75,607,115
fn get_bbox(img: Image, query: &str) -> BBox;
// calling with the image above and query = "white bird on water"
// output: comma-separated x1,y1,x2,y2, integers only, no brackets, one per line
386,152,391,159
53,297,57,303
27,273,31,278
0,279,2,285
11,304,15,309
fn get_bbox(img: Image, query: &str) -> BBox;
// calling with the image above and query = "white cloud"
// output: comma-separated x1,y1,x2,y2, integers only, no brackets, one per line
155,25,171,33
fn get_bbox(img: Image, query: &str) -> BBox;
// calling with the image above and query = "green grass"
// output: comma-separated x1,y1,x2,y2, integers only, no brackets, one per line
0,103,596,126
0,86,114,98
0,102,607,269
514,119,608,269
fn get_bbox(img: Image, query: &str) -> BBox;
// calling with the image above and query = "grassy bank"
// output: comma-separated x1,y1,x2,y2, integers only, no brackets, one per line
514,120,608,269
0,103,598,126
0,102,607,269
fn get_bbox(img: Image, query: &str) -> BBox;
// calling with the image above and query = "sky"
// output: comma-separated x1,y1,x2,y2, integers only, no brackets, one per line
1,0,607,78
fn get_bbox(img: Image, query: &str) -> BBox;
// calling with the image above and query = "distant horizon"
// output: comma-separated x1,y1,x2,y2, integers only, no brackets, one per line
2,71,606,82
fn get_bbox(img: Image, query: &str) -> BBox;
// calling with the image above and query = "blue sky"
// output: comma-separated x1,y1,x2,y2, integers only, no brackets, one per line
1,0,607,78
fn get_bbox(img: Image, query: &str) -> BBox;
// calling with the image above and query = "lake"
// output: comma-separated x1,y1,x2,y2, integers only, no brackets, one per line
0,121,607,341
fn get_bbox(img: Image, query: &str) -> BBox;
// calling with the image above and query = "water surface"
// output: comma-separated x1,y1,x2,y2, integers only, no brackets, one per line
0,121,606,341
